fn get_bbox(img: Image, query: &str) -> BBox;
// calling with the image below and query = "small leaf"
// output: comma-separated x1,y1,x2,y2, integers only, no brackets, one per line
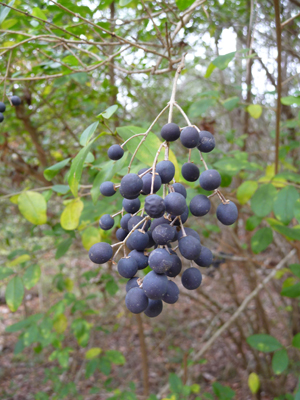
0,266,14,280
55,237,73,259
251,184,277,217
23,265,41,290
222,96,240,111
5,276,24,312
292,333,300,349
251,227,273,254
105,350,125,365
169,373,183,394
53,314,68,334
18,191,47,225
272,349,289,374
60,198,84,230
281,282,300,298
237,181,258,204
247,104,262,119
281,96,300,106
245,216,262,231
212,52,236,70
44,158,71,181
248,372,260,394
119,0,133,6
290,264,300,278
8,254,30,267
273,186,299,224
0,0,15,25
247,334,282,352
85,347,102,359
32,7,47,20
10,194,19,204
176,0,195,10
98,105,118,119
79,122,99,146
51,185,70,194
204,62,216,78
81,227,101,251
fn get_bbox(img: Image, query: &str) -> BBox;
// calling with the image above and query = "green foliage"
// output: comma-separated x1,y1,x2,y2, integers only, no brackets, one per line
251,227,273,254
247,334,282,352
18,191,47,225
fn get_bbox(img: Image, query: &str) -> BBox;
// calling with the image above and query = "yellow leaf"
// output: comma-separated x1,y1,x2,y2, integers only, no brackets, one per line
8,254,30,267
18,191,47,225
10,194,19,204
53,314,68,334
81,226,101,250
64,278,74,292
85,347,102,359
60,198,83,230
247,104,262,119
248,372,260,394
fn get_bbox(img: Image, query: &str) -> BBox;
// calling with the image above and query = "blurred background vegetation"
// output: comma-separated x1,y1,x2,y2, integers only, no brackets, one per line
1,0,300,399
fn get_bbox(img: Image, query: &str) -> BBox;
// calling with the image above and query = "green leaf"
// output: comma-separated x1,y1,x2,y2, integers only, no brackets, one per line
247,334,282,352
32,7,47,20
60,198,84,230
51,185,70,194
251,227,273,254
79,122,99,146
0,266,14,280
5,276,24,312
267,218,300,241
105,279,119,296
5,313,43,332
290,264,300,278
105,350,125,365
98,357,111,375
68,134,100,197
53,313,68,334
55,237,73,259
176,0,195,10
212,382,235,399
0,0,15,25
8,254,30,267
272,349,289,374
169,373,183,394
81,227,101,251
1,18,17,29
281,96,300,106
251,184,277,217
273,186,299,224
188,99,216,118
44,158,71,181
281,282,300,298
237,181,258,205
248,372,260,394
204,62,216,78
23,264,41,290
212,52,236,70
85,347,102,359
245,216,262,231
98,105,118,119
294,199,300,223
119,0,133,6
247,105,263,119
213,158,243,176
86,359,99,378
222,97,240,111
292,333,300,349
18,191,47,225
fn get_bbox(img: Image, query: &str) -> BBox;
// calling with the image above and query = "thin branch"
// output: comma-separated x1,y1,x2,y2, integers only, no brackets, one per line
281,11,300,27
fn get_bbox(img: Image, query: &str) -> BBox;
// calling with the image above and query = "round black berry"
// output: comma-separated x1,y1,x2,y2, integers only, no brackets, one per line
162,280,179,304
164,192,186,216
150,216,171,232
216,201,238,225
155,160,175,184
170,205,189,226
119,185,140,199
128,250,149,270
120,173,143,197
170,183,187,198
144,299,163,318
141,172,162,194
128,215,144,231
126,277,139,292
199,169,221,191
89,242,113,264
120,214,132,231
190,194,211,217
107,144,124,160
160,123,180,142
148,248,173,274
125,287,149,314
100,181,116,197
181,267,202,290
197,131,215,153
178,236,201,260
99,214,114,230
177,227,201,243
11,96,21,106
0,113,4,123
180,126,199,148
145,194,165,218
166,251,182,277
118,257,139,278
0,102,6,112
194,246,213,267
116,228,128,241
126,230,149,251
143,271,168,300
181,163,200,182
122,197,141,214
152,224,176,245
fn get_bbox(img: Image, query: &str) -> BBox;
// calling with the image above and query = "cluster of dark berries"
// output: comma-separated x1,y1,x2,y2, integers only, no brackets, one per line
0,96,22,123
88,121,238,318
